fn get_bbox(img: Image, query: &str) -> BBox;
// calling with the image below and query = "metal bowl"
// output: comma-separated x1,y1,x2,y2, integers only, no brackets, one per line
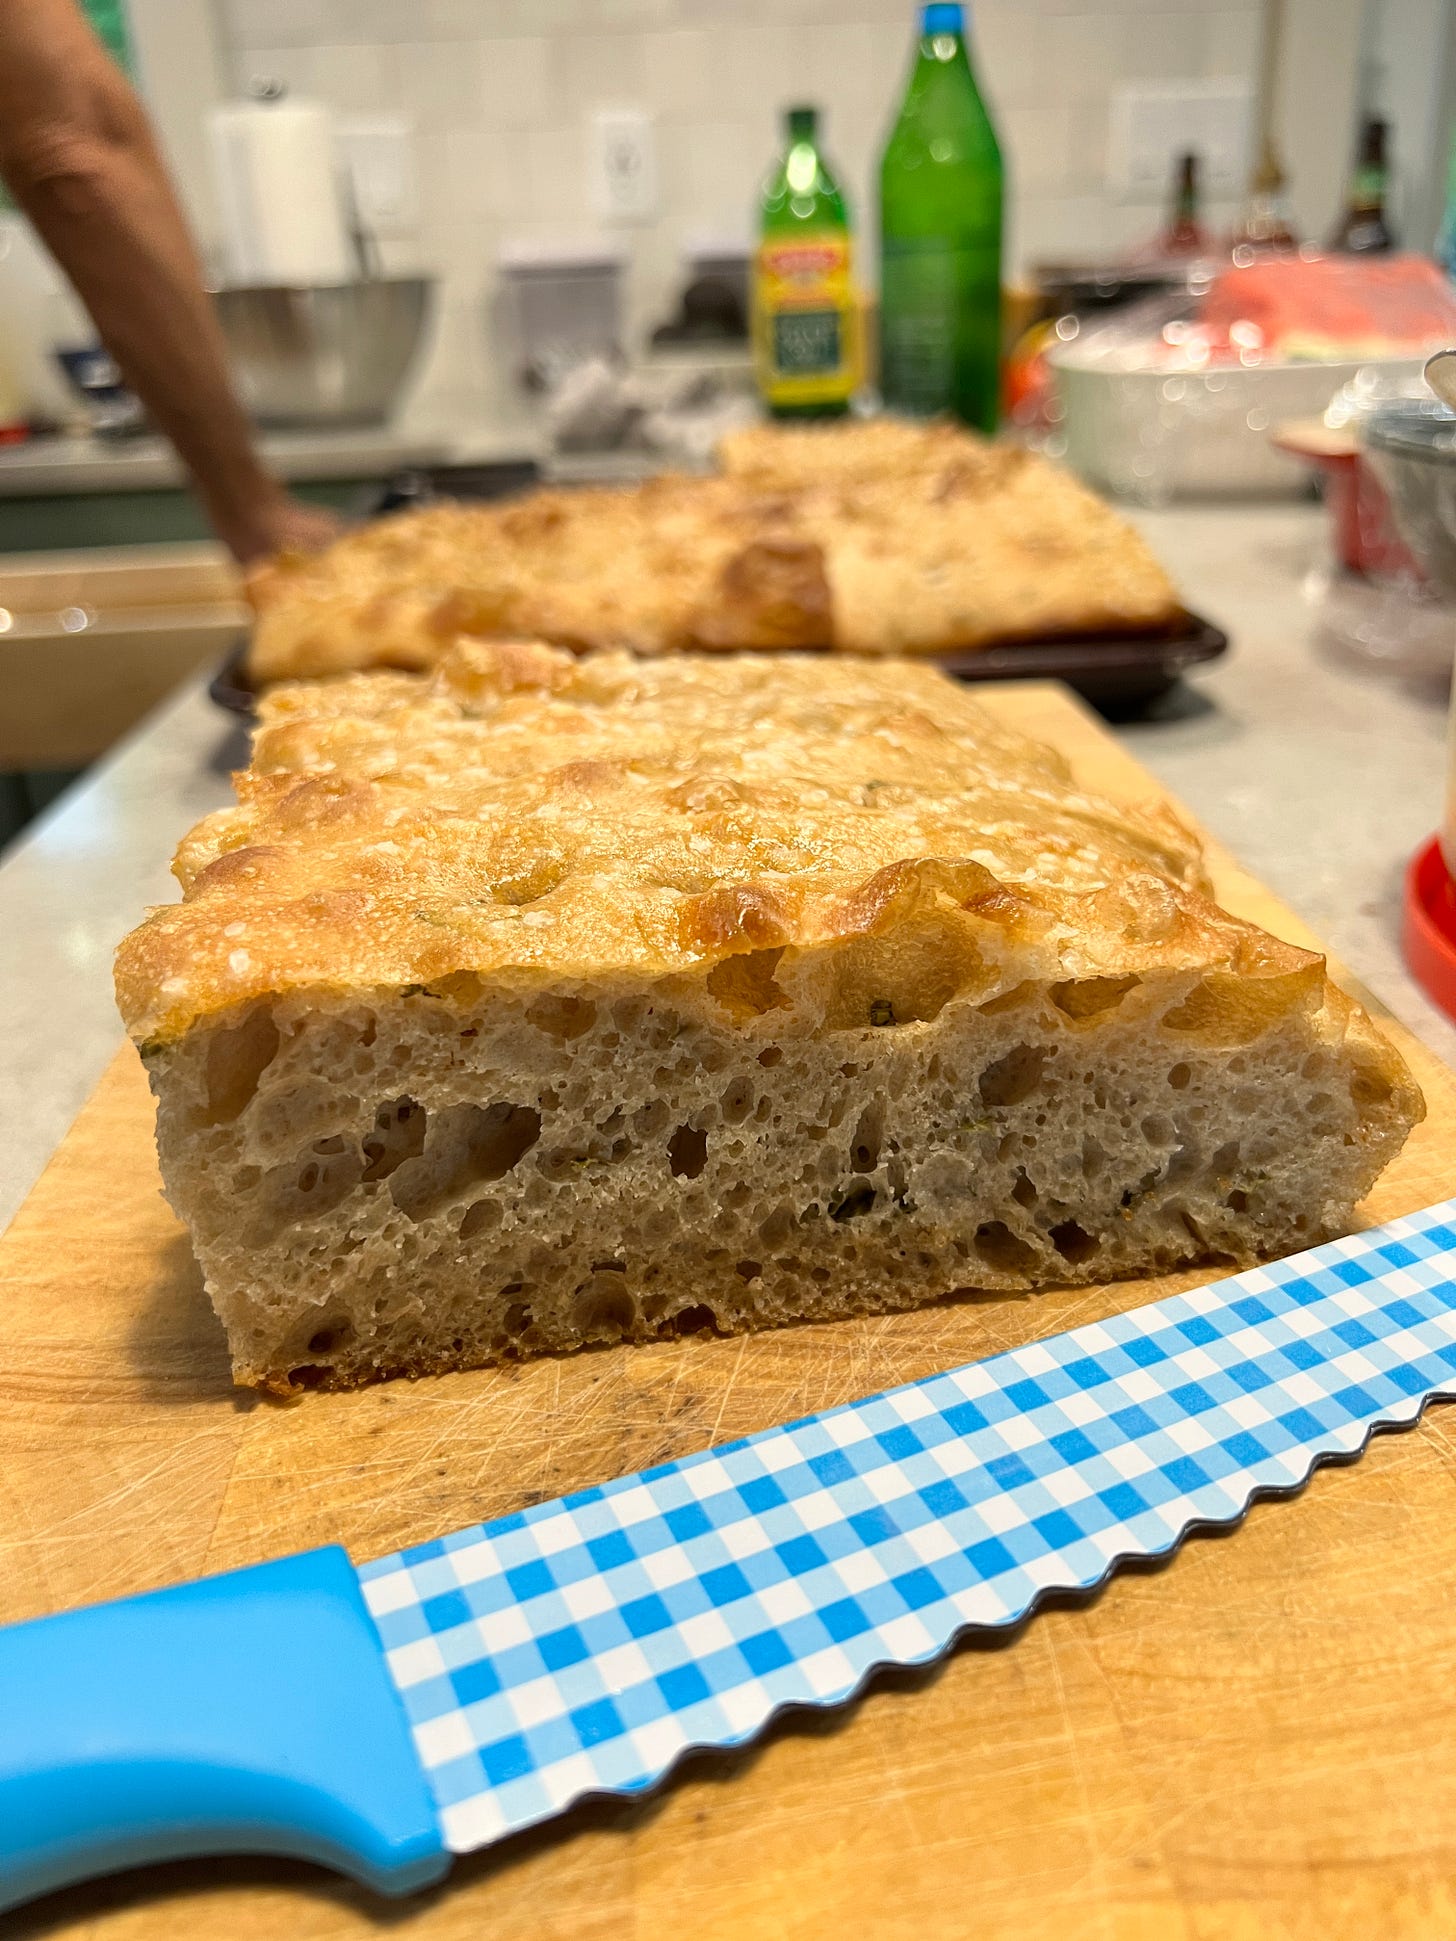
212,276,434,428
1362,399,1456,598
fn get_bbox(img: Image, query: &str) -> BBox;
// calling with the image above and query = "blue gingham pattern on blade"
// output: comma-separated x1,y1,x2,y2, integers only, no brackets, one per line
360,1201,1456,1853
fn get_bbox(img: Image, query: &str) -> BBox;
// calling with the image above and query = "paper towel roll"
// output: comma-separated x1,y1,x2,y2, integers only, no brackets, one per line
209,98,351,287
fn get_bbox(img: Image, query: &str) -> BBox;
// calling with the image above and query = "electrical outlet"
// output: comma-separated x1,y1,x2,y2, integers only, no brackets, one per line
336,117,419,234
1108,84,1253,201
589,108,658,224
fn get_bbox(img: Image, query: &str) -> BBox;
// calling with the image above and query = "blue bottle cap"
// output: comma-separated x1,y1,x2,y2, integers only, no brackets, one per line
921,2,964,32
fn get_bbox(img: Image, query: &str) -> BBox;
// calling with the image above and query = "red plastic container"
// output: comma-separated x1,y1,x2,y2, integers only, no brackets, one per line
1403,837,1456,1022
1273,419,1419,578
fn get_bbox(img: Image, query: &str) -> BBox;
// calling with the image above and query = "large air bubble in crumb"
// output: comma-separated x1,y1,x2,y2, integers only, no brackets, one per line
978,1045,1047,1109
362,1097,427,1181
668,1124,708,1178
202,1007,280,1124
391,1102,541,1220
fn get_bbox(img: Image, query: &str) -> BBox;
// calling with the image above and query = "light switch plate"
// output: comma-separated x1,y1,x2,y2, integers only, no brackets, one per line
1108,83,1253,200
589,108,658,223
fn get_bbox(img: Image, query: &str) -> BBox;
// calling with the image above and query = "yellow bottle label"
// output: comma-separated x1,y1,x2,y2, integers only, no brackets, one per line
753,231,858,407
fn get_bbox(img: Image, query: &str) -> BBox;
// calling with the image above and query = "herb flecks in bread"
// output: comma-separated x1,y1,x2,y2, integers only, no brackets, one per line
116,644,1422,1393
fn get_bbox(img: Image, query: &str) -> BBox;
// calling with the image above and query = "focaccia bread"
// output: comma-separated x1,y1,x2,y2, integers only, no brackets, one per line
244,424,1180,684
715,415,1004,489
116,643,1421,1395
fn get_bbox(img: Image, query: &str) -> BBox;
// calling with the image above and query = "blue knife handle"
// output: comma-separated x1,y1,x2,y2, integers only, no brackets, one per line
0,1545,447,1912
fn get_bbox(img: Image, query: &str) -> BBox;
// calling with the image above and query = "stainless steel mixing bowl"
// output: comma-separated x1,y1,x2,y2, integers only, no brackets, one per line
1363,398,1456,599
212,276,435,428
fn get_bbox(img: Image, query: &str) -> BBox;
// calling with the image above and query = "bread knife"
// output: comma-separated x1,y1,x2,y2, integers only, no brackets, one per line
5,1199,1456,1914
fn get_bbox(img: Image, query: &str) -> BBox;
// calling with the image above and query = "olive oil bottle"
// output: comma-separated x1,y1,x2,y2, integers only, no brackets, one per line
753,105,858,418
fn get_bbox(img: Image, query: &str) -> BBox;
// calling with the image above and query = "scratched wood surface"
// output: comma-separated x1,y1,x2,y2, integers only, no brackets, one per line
5,683,1456,1941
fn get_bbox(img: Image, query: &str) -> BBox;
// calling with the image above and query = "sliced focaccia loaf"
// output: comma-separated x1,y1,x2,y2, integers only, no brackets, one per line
243,421,1180,683
116,643,1422,1392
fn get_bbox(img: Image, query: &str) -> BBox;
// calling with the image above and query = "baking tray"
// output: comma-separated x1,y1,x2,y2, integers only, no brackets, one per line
210,611,1227,725
931,610,1226,712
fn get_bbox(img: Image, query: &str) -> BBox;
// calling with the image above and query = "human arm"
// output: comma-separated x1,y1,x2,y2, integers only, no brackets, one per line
0,0,339,561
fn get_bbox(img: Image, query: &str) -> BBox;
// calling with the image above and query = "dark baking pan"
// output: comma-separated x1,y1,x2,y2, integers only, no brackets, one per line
210,642,264,719
211,610,1227,725
933,609,1228,716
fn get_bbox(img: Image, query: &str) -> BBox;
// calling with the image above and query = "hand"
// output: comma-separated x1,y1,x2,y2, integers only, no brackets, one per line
221,490,346,565
254,495,347,561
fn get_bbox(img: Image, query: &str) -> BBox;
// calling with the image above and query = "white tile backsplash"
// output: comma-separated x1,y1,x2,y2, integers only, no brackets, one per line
441,125,518,224
423,0,520,35
1034,13,1111,100
213,0,1358,415
586,0,678,26
641,29,717,122
219,0,330,50
1001,103,1077,193
473,38,555,131
1204,9,1261,73
318,42,391,111
558,31,650,114
968,10,1043,106
1115,8,1212,80
397,41,486,128
1064,94,1113,184
724,21,799,111
521,122,593,226
505,0,594,39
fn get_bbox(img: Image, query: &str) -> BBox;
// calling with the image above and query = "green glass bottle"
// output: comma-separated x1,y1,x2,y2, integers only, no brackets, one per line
753,105,858,419
83,0,132,69
878,2,1003,431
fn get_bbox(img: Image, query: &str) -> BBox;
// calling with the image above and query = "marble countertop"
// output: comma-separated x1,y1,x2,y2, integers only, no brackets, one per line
2,500,1452,1233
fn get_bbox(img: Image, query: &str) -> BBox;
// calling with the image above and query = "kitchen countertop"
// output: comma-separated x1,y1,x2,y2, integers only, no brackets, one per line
0,414,543,496
1,500,1452,1233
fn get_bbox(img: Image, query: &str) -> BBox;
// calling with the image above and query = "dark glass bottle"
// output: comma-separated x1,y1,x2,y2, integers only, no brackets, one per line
878,2,1003,431
1329,116,1396,254
1159,152,1211,257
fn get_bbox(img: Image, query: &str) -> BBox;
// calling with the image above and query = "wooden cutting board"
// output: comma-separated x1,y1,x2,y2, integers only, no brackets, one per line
5,683,1456,1941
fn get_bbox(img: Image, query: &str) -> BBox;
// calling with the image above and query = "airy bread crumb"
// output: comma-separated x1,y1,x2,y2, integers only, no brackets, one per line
116,643,1422,1393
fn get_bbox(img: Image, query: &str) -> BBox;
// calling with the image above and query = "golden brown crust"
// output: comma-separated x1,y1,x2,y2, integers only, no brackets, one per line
116,640,1402,1106
243,422,1181,682
716,415,1004,490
